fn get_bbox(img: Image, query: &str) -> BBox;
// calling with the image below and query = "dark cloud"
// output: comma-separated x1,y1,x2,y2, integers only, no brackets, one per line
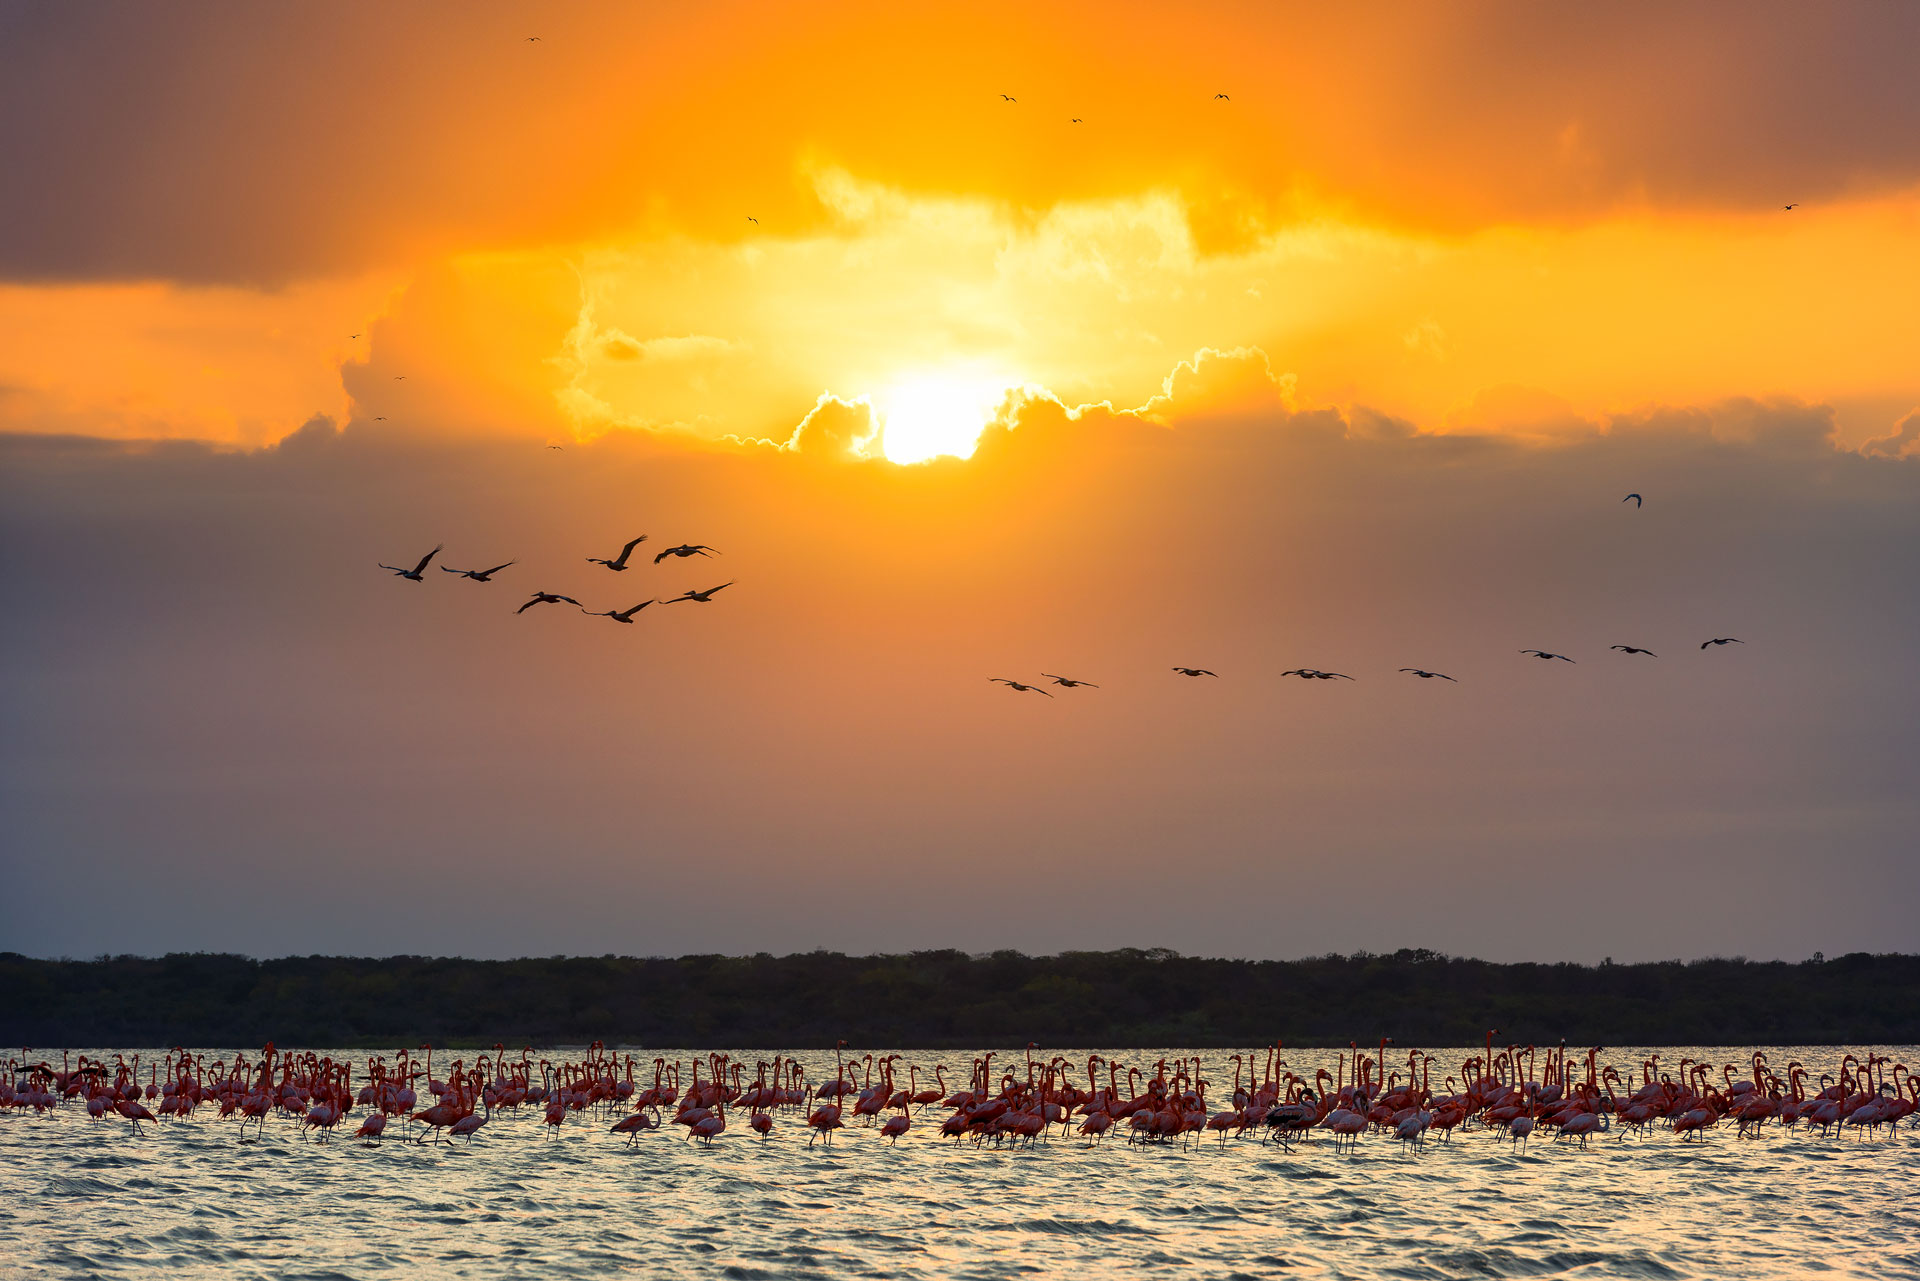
2,405,1915,962
1861,408,1920,459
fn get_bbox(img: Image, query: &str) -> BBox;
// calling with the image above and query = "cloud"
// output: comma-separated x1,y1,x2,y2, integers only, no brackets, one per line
1861,408,1920,459
783,392,878,455
599,330,740,363
1134,346,1296,421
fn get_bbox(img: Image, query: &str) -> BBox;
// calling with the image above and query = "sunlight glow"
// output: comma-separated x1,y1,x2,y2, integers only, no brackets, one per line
875,373,1012,463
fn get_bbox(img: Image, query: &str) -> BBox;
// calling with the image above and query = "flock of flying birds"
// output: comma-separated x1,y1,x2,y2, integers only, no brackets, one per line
988,492,1744,696
379,535,729,620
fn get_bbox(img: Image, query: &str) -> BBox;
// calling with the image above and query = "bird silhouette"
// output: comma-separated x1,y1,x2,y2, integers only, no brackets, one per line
394,375,406,380
1700,637,1744,649
1623,493,1642,507
526,35,541,41
1399,668,1457,681
1040,674,1099,688
378,545,441,581
1213,93,1230,100
1070,117,1083,123
546,444,564,450
1784,203,1797,210
664,582,732,604
1172,667,1218,678
440,560,515,582
587,536,648,571
1282,668,1352,680
516,591,581,614
653,543,718,564
1521,650,1575,662
1610,645,1657,656
746,216,758,224
583,601,655,624
991,678,1052,696
349,332,361,339
1000,94,1016,102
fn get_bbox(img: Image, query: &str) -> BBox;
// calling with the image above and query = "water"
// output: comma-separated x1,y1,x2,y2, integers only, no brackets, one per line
4,1045,1915,1280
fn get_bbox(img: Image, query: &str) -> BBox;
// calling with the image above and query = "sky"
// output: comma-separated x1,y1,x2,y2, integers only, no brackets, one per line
1,0,1917,963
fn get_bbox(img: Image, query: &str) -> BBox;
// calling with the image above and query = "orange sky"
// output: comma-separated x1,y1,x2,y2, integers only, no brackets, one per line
3,2,1918,962
2,0,1917,455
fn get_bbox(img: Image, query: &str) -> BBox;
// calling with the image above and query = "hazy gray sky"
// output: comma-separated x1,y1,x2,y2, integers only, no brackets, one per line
4,395,1915,961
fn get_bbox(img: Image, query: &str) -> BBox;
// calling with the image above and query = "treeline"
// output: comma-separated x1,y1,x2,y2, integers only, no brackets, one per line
2,948,1916,1049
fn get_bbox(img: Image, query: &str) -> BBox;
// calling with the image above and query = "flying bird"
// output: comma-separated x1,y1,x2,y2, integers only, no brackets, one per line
378,545,441,581
374,416,386,421
516,591,581,614
546,444,564,450
746,216,758,224
1000,94,1016,102
990,678,1053,696
1070,117,1083,123
440,560,515,582
1520,650,1575,662
664,582,732,604
1282,668,1352,680
1172,667,1218,678
1213,93,1230,100
1040,674,1099,688
587,535,648,571
394,375,406,380
1623,493,1642,507
526,35,541,41
1700,637,1744,649
1784,203,1797,210
653,543,719,563
349,332,361,339
1399,668,1457,681
1610,645,1657,656
583,601,655,624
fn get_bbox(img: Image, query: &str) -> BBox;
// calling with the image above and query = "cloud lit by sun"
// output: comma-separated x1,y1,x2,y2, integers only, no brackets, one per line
874,373,1016,463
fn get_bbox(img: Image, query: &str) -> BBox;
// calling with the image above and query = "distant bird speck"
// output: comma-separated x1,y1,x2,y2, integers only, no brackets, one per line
664,583,732,604
1214,93,1230,100
377,545,441,582
1000,94,1017,102
583,601,655,624
747,216,758,224
1784,203,1797,210
587,536,648,571
441,560,515,582
1623,492,1642,507
516,591,581,615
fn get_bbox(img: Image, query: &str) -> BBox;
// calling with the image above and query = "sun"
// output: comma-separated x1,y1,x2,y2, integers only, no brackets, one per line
875,373,1012,464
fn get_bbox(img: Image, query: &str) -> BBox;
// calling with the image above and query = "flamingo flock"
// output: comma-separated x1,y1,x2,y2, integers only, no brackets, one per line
4,1039,1912,1153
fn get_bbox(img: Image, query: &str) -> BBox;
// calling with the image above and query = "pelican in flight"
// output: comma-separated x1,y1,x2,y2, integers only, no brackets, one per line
1213,93,1230,100
1172,667,1218,678
664,582,732,604
516,591,581,614
378,545,441,581
1610,645,1657,656
583,601,655,624
653,543,719,563
440,560,515,582
1520,650,1575,662
991,678,1052,696
1040,674,1098,688
1399,668,1456,681
1623,493,1642,507
587,536,648,571
1700,637,1744,649
1282,668,1352,680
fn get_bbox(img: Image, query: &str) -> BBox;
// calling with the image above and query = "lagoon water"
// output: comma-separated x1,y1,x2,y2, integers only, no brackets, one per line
4,1045,1915,1280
